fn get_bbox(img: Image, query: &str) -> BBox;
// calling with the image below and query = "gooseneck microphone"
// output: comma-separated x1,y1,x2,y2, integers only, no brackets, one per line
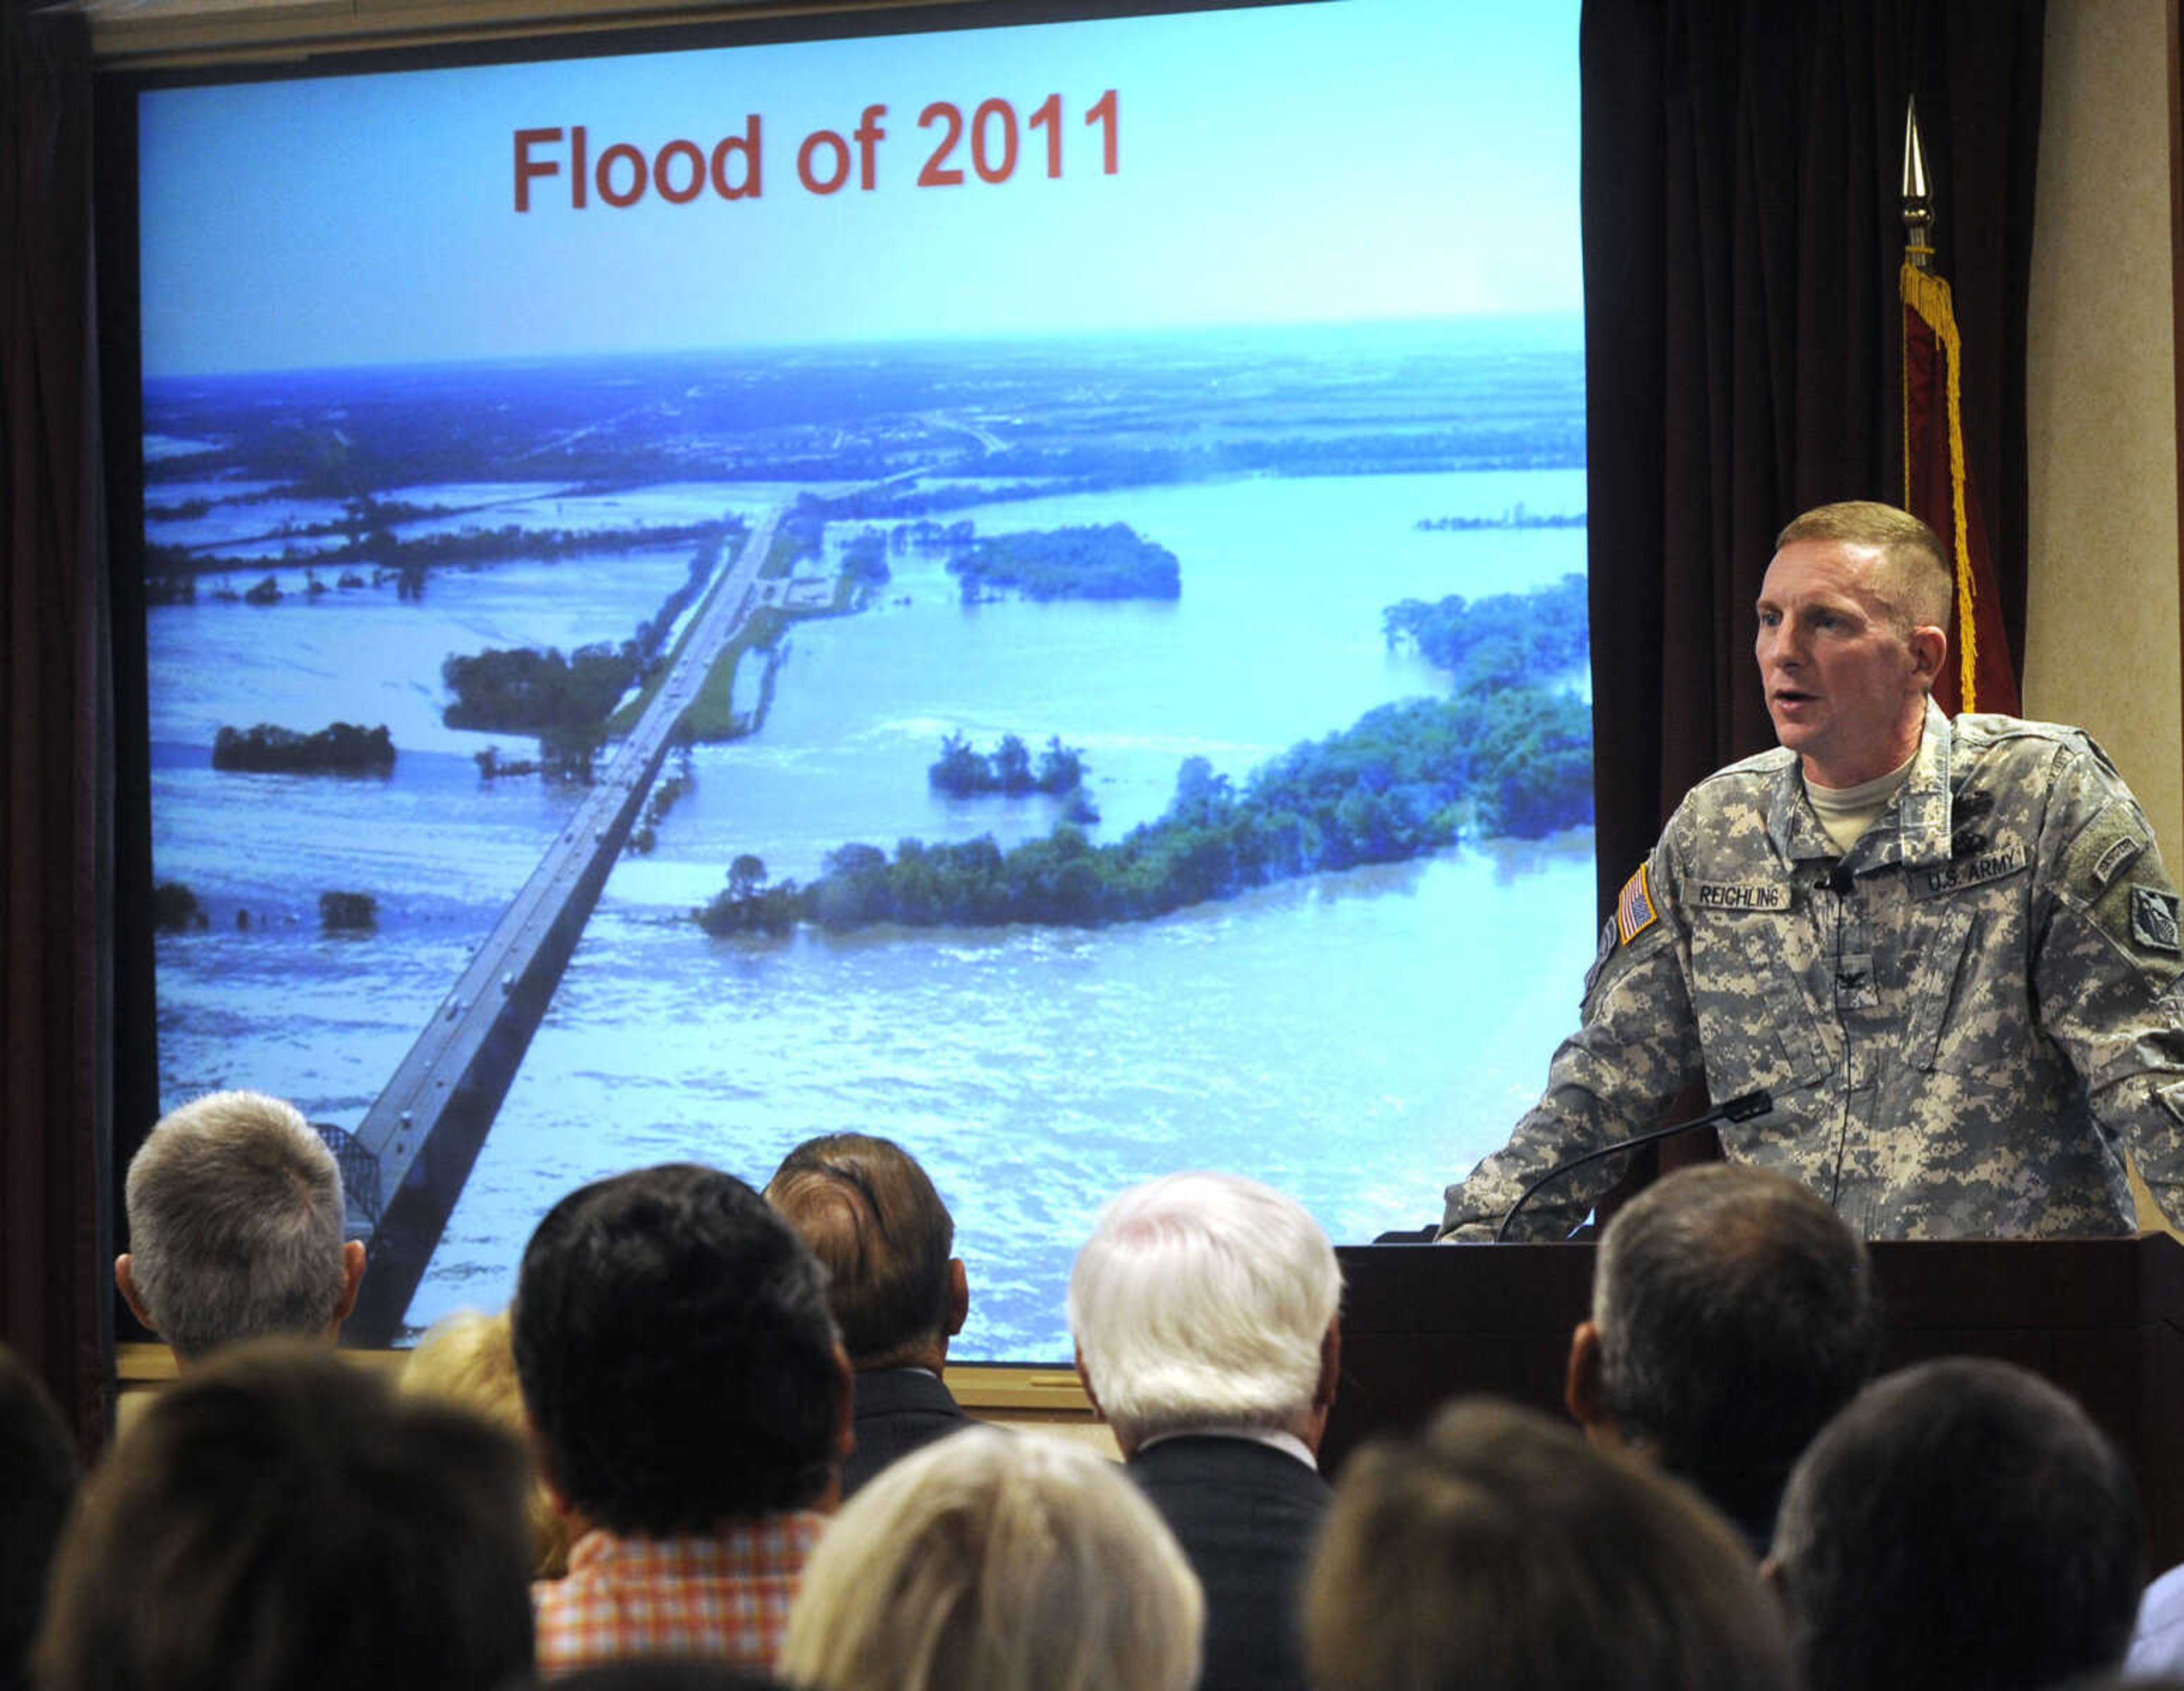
1493,1089,1775,1242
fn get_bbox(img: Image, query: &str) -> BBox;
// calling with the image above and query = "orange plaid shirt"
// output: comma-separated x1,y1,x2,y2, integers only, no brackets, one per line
533,1513,825,1678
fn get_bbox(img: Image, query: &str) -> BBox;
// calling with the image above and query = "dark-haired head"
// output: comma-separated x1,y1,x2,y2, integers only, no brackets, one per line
514,1163,847,1531
35,1339,533,1691
0,1346,77,1691
1771,1357,2144,1691
1306,1399,1793,1691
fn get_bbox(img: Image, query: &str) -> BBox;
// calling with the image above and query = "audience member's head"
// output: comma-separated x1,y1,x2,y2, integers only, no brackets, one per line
1770,1357,2144,1691
0,1347,77,1691
512,1163,849,1532
1068,1171,1341,1454
764,1134,967,1371
34,1339,533,1691
1305,1398,1792,1691
778,1427,1203,1691
1568,1161,1879,1546
401,1305,573,1576
116,1089,366,1363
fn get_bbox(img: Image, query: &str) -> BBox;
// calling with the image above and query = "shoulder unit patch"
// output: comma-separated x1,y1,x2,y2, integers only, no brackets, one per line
1616,862,1659,945
2131,886,2182,954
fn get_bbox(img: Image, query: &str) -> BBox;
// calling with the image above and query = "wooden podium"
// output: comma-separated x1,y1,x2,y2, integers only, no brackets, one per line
1324,1233,2184,1568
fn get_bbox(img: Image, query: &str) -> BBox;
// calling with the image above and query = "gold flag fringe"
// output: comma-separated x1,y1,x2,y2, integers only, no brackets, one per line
1901,258,1979,712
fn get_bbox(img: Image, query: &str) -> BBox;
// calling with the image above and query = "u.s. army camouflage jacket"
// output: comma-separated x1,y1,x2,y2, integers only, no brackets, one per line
1441,700,2184,1241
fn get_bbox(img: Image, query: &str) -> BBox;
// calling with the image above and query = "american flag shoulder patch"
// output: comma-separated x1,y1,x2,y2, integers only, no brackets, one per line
1616,862,1659,945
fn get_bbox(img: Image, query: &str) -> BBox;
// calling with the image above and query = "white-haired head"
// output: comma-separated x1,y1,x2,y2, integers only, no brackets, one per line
1067,1172,1341,1453
779,1427,1203,1691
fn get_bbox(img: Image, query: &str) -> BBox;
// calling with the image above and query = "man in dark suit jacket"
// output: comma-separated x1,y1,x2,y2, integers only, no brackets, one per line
766,1134,973,1497
1070,1173,1342,1691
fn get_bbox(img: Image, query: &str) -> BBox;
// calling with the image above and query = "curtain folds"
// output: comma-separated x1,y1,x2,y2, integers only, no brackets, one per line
2,0,113,1454
1581,0,2045,912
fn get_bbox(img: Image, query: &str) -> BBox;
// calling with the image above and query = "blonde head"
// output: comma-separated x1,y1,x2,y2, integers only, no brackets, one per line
400,1308,572,1577
780,1428,1202,1691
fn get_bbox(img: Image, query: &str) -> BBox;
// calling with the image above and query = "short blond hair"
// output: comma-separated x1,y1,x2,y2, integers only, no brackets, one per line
1775,501,1952,634
780,1428,1203,1691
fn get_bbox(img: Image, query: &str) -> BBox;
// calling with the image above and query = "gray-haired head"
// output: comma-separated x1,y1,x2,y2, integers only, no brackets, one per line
1586,1163,1877,1537
1068,1172,1340,1454
120,1090,359,1361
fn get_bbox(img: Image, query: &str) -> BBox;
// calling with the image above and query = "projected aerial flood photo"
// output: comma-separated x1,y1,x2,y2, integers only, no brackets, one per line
135,0,1591,1355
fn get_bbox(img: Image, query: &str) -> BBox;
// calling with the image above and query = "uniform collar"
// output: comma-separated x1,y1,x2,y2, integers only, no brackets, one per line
1768,697,1954,870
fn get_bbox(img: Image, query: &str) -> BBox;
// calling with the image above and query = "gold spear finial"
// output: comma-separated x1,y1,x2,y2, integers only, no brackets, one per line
1902,97,1934,271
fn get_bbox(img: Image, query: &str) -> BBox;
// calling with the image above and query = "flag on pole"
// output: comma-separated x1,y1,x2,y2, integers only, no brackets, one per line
1901,233,2018,716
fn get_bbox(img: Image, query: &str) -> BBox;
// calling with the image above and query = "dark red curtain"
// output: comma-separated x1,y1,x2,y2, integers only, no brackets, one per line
1,0,113,1456
1582,0,2045,911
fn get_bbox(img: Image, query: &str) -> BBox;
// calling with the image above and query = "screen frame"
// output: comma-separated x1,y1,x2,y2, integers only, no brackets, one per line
93,0,1588,1380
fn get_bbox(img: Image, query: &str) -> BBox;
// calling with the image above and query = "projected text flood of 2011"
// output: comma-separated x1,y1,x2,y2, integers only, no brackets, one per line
513,93,1120,210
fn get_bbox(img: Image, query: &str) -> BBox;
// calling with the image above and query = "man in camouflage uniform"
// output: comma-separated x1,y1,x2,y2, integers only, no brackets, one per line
1442,501,2184,1241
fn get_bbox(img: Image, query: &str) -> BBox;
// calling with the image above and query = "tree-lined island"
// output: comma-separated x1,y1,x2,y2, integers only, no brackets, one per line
212,722,396,775
929,733,1087,799
697,576,1589,937
948,523,1180,604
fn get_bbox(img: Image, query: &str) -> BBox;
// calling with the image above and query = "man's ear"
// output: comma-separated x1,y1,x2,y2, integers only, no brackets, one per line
1313,1314,1342,1412
1074,1345,1131,1457
1073,1345,1102,1417
115,1254,158,1334
1565,1319,1607,1432
1909,623,1947,691
330,1239,367,1332
526,1421,582,1526
944,1258,969,1337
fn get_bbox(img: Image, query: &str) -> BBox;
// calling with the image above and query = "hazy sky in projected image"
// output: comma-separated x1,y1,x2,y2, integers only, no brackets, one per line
138,0,1579,374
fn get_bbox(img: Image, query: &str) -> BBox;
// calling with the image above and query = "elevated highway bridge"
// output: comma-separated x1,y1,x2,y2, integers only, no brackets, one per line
343,505,783,1341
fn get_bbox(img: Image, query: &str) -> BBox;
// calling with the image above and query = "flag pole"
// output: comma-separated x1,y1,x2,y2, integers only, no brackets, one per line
1900,97,1982,710
1901,98,1934,514
1902,98,1934,272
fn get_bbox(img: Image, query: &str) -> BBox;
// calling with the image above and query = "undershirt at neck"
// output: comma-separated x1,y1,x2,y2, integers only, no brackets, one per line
1804,749,1918,855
